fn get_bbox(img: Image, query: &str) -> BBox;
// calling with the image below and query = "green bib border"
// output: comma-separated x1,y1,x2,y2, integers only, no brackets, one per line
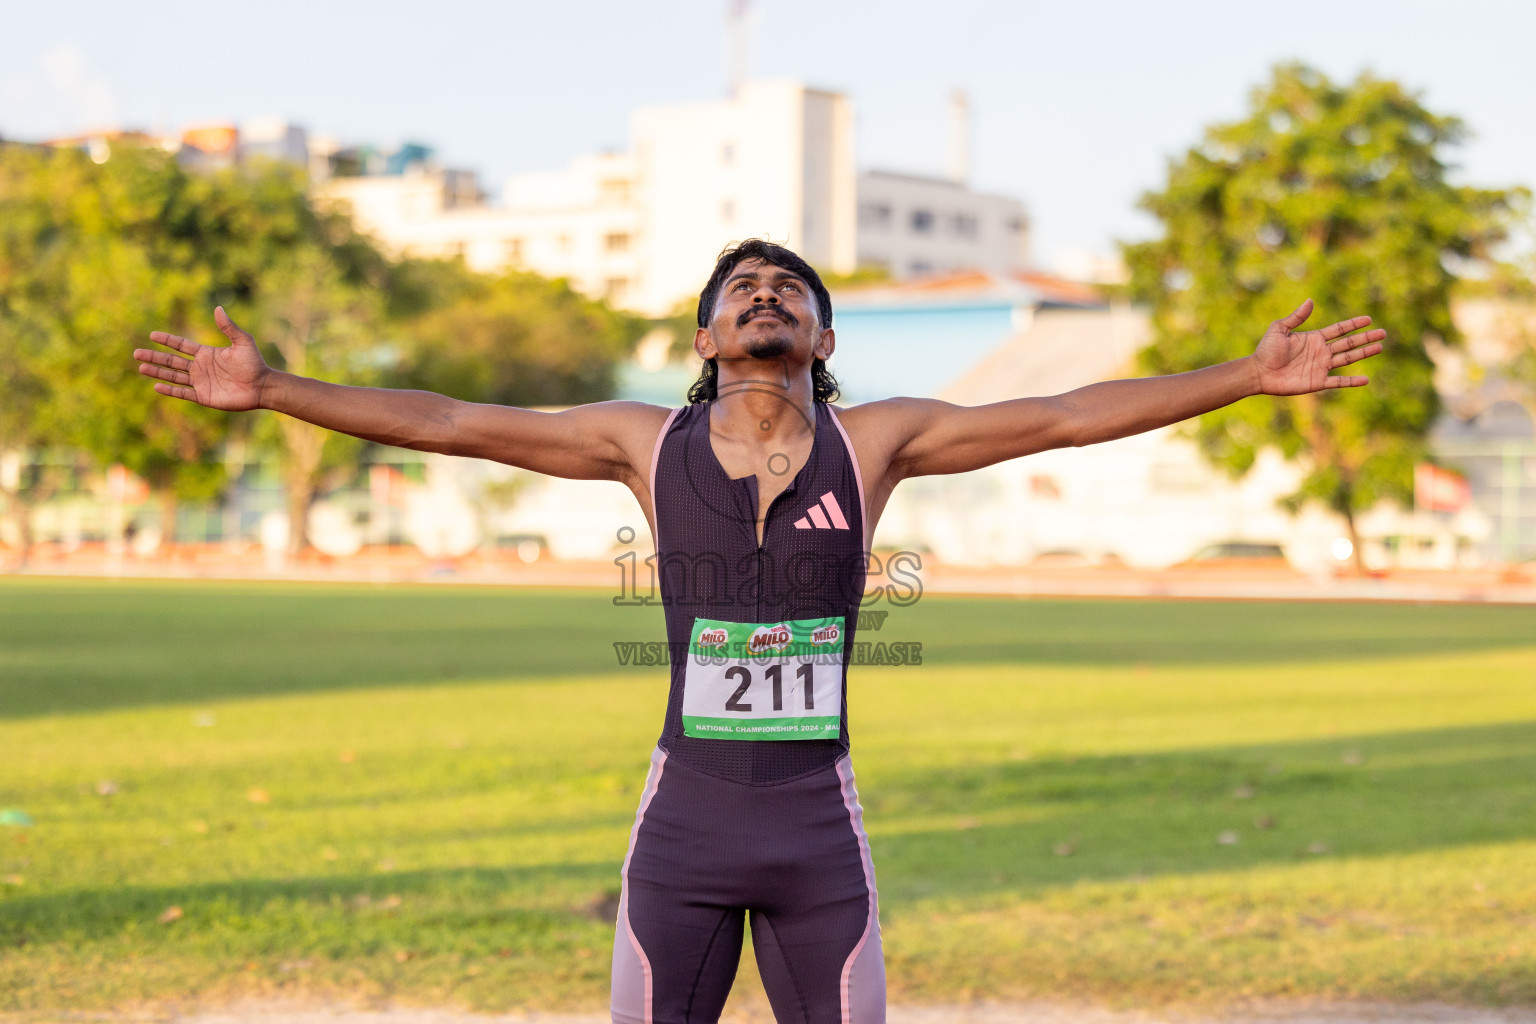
689,615,847,661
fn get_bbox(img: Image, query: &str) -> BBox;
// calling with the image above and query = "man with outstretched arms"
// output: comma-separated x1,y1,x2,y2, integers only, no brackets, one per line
136,239,1384,1024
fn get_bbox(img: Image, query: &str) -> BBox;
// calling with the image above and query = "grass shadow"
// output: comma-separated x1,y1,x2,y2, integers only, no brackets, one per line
0,579,665,718
0,861,621,949
875,594,1536,670
861,718,1536,908
4,580,1536,718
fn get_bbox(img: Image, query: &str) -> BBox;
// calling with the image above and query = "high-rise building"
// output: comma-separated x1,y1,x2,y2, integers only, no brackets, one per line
630,79,856,313
314,81,1028,315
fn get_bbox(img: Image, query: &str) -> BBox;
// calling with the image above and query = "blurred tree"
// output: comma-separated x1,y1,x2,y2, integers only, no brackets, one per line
392,267,645,407
158,158,393,555
198,162,393,555
244,245,387,555
0,143,230,557
1124,63,1524,572
657,296,702,356
0,148,59,565
1,143,642,561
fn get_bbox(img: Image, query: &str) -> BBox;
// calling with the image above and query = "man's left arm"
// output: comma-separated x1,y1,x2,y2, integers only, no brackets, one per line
877,299,1385,480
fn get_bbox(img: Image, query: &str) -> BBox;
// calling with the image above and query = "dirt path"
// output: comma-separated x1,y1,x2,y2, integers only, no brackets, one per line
39,999,1536,1024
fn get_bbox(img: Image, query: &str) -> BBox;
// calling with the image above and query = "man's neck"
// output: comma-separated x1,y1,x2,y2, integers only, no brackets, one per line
710,370,816,444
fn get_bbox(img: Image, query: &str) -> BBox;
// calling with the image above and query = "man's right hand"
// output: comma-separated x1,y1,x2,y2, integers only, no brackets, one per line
134,306,271,411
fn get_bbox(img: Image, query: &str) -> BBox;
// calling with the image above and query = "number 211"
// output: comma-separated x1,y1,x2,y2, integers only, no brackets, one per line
723,664,814,712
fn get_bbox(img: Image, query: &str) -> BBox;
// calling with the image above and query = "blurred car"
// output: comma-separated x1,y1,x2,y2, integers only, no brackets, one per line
1171,541,1293,571
1028,548,1126,568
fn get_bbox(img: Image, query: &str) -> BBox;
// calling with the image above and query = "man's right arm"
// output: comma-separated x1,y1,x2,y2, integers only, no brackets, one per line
258,372,659,481
136,307,667,485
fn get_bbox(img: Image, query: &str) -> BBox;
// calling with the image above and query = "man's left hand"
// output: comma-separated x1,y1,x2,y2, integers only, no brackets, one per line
1252,299,1386,396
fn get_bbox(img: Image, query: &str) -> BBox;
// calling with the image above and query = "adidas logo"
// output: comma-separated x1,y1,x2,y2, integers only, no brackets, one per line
793,491,850,531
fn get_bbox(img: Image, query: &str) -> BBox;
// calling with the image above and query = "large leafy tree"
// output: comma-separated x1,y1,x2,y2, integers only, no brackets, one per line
1124,63,1522,568
392,265,645,407
185,160,393,555
5,140,644,561
0,147,63,565
0,143,230,558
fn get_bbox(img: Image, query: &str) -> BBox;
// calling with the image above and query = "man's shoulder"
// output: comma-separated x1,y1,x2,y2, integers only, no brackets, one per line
560,400,676,431
831,397,947,437
544,401,678,476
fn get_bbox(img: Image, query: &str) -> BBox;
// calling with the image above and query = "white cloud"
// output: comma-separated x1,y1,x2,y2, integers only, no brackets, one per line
0,44,122,140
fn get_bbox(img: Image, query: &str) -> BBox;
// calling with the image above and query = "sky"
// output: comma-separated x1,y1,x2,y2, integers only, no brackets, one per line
3,0,1534,270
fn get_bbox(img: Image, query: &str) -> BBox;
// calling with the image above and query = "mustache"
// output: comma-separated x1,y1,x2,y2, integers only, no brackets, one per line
737,305,797,328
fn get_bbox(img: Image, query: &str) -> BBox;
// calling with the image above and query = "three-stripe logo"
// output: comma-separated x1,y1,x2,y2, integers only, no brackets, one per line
793,491,850,530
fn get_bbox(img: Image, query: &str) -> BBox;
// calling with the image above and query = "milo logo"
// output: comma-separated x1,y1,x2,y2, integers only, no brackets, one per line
810,624,840,646
696,627,729,648
747,623,792,656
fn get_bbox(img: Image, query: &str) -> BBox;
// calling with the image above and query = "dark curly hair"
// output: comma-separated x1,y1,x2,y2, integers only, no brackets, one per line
687,239,840,404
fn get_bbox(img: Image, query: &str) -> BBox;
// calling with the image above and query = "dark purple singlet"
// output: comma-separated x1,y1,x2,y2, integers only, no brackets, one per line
610,400,886,1024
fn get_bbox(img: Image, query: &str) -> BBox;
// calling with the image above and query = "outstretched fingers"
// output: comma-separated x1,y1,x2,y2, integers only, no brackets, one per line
1327,326,1386,352
1318,315,1374,343
134,348,192,371
1329,341,1383,369
152,381,198,401
148,330,200,356
138,361,192,386
1326,374,1370,389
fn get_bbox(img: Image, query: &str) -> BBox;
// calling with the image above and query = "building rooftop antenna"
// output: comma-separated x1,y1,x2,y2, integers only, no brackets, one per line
947,89,971,184
729,0,751,98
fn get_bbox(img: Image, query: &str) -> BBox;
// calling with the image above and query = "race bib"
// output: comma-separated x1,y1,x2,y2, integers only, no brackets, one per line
682,616,845,741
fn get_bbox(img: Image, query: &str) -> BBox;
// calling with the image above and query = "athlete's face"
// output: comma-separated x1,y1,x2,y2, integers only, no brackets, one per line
697,258,834,368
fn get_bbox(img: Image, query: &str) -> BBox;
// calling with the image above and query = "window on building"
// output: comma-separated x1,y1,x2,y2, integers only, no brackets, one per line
951,213,978,239
1007,217,1025,233
859,203,892,229
605,232,631,253
910,209,934,233
450,241,467,259
600,178,633,204
605,277,630,303
505,237,524,264
909,259,932,276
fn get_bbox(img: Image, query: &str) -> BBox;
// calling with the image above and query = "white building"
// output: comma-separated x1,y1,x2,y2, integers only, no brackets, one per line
630,80,856,314
315,81,853,316
855,170,1029,279
315,81,1030,315
316,154,643,307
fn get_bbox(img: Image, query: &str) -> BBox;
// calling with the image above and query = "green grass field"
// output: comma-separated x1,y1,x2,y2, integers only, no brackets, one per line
2,578,1535,1015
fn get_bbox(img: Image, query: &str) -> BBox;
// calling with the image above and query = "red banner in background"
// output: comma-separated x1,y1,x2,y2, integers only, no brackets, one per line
1414,463,1471,513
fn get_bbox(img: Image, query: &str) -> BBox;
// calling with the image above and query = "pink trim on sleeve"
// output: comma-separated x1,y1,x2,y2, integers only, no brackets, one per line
648,407,682,544
826,406,868,549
